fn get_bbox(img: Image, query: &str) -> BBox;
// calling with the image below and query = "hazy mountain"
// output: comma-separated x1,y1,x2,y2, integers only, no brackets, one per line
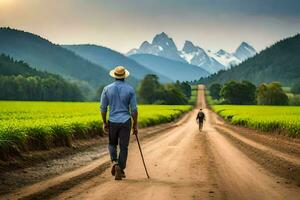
130,54,209,82
0,54,83,101
128,33,256,74
127,32,186,62
62,44,172,83
0,27,126,88
233,42,257,61
0,53,47,77
197,34,300,86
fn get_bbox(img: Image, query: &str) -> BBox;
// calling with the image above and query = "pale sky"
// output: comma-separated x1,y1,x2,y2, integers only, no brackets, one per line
0,0,299,53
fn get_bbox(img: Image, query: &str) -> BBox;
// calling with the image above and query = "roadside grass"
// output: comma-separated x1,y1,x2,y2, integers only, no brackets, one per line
205,88,300,137
189,85,198,105
212,105,300,137
0,101,191,159
205,90,223,106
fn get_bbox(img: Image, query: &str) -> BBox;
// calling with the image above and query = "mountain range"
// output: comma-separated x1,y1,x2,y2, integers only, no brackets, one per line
197,34,300,86
0,28,213,91
0,27,257,84
0,27,117,89
63,43,209,82
62,44,172,83
1,27,298,99
127,32,257,74
129,54,209,82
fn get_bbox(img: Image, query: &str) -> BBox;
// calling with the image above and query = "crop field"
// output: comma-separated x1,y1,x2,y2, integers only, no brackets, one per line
212,105,300,137
0,101,191,157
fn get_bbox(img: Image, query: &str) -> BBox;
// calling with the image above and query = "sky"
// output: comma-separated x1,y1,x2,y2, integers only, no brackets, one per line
0,0,299,53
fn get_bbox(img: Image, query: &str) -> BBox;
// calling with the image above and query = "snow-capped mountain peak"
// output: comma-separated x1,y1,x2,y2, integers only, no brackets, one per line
140,41,151,50
126,32,256,74
234,42,256,61
127,32,185,62
211,49,240,69
152,32,178,51
182,41,199,53
240,42,255,50
216,49,231,58
180,42,224,73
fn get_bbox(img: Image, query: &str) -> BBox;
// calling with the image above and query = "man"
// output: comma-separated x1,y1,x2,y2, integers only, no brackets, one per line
196,108,205,131
100,66,138,181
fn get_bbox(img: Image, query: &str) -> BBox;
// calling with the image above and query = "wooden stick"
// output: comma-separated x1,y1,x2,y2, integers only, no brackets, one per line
134,134,150,179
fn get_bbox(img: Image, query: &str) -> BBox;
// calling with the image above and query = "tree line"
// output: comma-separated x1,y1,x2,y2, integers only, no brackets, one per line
137,74,192,105
1,53,193,103
208,80,294,105
0,75,83,101
0,54,83,101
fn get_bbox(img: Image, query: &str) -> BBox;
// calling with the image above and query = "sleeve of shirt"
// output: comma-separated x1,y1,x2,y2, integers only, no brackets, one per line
130,89,138,114
100,87,108,113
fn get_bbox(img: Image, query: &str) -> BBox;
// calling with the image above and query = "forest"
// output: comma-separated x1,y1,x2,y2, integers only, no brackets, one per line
195,34,300,86
0,54,83,101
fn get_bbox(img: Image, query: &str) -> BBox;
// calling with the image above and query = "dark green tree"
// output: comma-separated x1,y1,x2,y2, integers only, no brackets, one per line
161,84,188,105
209,83,222,100
94,85,106,101
138,75,189,105
138,74,163,104
220,80,256,104
241,81,256,104
257,82,288,105
175,81,192,99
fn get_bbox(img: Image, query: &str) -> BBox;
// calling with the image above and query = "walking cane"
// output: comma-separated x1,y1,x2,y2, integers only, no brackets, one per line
134,133,150,179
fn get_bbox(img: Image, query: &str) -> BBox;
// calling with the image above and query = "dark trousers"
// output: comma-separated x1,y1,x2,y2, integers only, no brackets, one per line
108,119,131,170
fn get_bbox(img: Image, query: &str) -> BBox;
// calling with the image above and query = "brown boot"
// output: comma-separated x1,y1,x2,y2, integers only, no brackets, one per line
115,165,122,180
121,169,126,178
111,164,116,176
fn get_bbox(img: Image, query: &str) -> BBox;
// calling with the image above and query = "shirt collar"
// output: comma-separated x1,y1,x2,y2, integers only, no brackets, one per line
115,80,125,84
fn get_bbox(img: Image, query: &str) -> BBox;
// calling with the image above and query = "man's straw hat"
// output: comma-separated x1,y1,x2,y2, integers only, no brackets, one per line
109,66,130,79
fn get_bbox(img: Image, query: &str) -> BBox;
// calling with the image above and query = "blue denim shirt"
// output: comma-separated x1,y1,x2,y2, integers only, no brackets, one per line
100,80,137,123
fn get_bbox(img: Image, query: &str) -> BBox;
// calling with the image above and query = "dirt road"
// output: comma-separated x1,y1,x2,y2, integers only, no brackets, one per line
3,85,300,200
43,85,298,200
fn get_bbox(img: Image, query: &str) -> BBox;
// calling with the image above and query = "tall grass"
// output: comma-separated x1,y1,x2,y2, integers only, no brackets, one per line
213,105,300,137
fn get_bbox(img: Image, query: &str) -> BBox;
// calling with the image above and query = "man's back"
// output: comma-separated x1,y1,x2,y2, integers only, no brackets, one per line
197,111,205,122
100,80,137,123
196,110,205,131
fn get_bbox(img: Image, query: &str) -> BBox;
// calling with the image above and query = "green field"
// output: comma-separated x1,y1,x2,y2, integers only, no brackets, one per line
0,101,191,157
213,105,300,137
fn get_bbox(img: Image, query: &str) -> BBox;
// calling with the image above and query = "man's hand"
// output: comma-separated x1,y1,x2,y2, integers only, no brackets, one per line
101,112,108,133
132,125,138,135
131,111,138,135
103,122,109,133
